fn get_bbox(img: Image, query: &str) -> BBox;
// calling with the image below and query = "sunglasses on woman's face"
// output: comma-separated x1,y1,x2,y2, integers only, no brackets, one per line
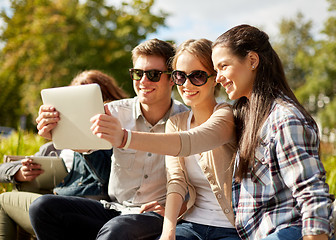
172,70,213,86
129,69,171,82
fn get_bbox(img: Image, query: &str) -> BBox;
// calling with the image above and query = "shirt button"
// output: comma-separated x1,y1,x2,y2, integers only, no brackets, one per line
148,153,152,157
224,209,230,214
217,194,222,199
144,174,148,179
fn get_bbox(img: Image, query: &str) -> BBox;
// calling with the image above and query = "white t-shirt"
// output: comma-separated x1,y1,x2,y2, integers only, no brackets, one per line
183,110,232,228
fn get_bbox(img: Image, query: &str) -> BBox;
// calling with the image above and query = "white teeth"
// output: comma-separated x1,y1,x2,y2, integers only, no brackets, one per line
141,89,153,93
184,91,198,96
225,82,233,90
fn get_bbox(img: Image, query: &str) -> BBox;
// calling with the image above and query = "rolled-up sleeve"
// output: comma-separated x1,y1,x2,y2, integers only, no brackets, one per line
0,162,22,183
275,115,334,237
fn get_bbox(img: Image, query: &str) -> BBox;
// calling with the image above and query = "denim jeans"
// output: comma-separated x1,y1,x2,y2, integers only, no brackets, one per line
174,220,240,240
261,226,302,240
261,226,335,240
29,194,163,240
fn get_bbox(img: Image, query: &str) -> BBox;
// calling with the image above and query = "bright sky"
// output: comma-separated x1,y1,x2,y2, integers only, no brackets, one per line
144,0,330,44
0,0,331,45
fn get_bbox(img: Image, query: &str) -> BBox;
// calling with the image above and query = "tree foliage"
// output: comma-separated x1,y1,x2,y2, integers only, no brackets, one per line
295,0,336,133
273,12,314,90
0,0,167,129
274,0,336,136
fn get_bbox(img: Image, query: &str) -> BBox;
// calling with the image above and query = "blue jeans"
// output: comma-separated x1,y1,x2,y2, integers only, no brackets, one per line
262,226,335,240
261,227,302,240
174,220,240,240
29,194,163,240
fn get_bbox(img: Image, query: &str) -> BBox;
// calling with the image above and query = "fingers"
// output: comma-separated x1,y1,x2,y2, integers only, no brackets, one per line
140,201,163,213
15,160,44,182
36,105,59,139
90,114,121,136
21,159,42,171
36,105,58,123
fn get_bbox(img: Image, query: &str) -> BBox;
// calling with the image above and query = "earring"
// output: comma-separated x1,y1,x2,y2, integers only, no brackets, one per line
252,66,255,69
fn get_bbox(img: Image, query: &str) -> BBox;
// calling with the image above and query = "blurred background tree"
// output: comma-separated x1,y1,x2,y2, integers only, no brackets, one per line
273,0,336,141
0,0,335,141
0,0,168,130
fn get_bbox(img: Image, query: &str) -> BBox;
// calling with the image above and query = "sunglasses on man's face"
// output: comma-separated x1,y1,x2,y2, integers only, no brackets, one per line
172,70,213,86
129,69,171,82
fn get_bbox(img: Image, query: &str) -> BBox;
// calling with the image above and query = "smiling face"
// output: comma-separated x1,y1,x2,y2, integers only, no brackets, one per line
175,51,216,109
212,45,256,100
133,55,174,108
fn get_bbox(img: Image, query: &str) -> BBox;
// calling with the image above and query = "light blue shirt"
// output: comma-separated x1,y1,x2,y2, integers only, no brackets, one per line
106,97,188,208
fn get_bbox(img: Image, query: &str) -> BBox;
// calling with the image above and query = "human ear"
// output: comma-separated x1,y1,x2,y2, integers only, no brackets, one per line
248,51,259,70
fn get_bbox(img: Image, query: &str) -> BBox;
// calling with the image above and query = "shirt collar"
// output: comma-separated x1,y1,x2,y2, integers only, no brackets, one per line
134,98,173,126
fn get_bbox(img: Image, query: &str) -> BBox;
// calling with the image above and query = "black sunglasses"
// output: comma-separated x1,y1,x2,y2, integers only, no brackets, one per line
172,70,213,86
129,69,171,82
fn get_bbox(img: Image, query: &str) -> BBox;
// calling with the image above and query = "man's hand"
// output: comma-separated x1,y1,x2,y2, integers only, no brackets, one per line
36,105,60,140
139,201,165,217
14,158,44,182
90,105,124,147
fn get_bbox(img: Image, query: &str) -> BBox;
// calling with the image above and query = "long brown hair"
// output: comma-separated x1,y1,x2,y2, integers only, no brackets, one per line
213,24,318,181
71,70,128,103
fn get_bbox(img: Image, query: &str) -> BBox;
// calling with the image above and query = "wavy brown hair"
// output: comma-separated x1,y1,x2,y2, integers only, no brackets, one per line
213,24,317,181
71,70,128,103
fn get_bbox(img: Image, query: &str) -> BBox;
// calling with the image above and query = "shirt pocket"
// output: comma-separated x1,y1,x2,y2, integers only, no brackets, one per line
251,146,271,186
112,148,137,169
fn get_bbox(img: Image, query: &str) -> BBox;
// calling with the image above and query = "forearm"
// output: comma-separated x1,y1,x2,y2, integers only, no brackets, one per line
129,131,181,156
161,193,184,239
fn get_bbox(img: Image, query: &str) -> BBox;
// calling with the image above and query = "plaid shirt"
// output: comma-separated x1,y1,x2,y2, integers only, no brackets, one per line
232,98,334,240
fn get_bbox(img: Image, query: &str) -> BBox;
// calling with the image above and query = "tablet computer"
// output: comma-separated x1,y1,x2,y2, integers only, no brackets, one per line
24,156,68,190
41,84,112,150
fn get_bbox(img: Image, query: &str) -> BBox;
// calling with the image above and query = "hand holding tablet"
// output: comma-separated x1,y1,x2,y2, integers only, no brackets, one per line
24,156,68,190
40,84,112,150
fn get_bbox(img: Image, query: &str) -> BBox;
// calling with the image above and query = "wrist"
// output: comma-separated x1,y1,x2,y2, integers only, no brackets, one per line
117,129,132,149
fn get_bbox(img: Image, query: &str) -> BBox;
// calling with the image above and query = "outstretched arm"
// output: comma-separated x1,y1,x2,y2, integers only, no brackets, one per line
90,105,181,156
90,104,234,156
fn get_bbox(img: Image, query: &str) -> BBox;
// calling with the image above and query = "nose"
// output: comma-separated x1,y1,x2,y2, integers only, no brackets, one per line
183,77,193,87
140,73,150,83
215,73,225,83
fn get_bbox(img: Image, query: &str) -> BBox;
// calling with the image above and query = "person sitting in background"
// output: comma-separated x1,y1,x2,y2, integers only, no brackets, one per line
0,69,128,240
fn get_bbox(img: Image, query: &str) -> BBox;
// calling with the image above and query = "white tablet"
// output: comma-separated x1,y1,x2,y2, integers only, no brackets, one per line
41,84,112,150
25,156,68,190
